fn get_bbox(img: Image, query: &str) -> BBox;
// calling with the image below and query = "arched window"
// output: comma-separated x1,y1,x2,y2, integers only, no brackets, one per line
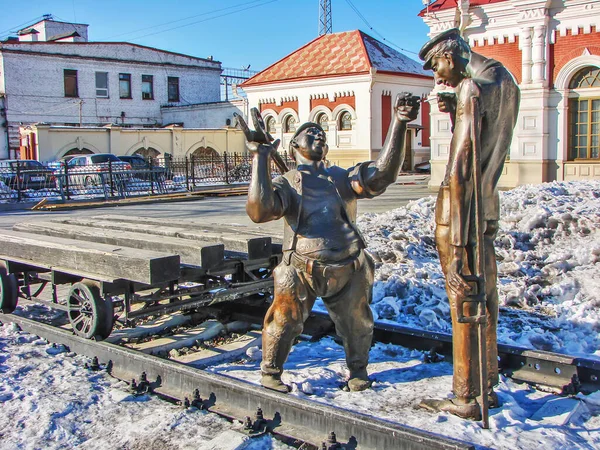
283,115,296,133
191,146,220,160
316,113,329,131
134,147,160,162
339,111,352,131
265,116,276,135
569,66,600,160
63,148,94,158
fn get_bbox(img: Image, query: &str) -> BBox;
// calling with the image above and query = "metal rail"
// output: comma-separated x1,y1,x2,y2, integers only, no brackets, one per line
0,313,473,450
222,305,600,395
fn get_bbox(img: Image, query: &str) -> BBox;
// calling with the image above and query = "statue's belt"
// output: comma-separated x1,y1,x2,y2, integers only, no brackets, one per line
288,251,362,278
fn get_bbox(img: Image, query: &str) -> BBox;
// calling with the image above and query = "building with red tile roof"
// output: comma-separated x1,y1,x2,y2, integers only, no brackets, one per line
241,30,434,169
420,0,600,187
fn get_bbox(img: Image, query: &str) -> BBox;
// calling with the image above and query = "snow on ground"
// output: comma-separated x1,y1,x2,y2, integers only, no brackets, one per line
1,180,599,449
0,322,292,450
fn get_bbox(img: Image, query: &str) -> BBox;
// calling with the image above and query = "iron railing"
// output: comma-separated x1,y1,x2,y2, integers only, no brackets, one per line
0,152,296,203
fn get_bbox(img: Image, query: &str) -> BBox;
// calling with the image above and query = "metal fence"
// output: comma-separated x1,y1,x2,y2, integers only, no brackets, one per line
0,152,297,203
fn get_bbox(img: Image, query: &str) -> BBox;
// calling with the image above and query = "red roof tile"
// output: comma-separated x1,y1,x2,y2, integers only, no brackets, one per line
419,0,508,16
242,30,430,87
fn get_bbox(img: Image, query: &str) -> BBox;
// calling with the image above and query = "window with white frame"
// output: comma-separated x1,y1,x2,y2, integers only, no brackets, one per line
95,72,108,98
339,111,352,130
283,115,296,133
569,66,600,160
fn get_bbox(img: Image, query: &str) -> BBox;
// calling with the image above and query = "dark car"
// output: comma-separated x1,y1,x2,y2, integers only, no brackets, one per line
0,159,55,190
118,155,170,181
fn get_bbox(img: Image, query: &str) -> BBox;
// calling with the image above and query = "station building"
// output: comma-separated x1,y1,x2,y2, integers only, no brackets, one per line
241,30,434,170
420,0,600,187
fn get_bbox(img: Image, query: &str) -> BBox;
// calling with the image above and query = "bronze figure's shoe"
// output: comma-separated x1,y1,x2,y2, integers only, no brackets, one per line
418,397,482,421
347,369,372,392
261,374,290,393
488,389,500,409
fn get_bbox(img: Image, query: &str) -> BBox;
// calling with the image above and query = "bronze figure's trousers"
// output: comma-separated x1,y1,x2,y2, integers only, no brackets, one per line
261,250,375,376
435,221,499,399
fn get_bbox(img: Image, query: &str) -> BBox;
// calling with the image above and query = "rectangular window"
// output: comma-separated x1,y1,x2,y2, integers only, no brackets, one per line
141,74,154,100
168,76,180,102
64,69,78,97
570,97,600,160
119,73,132,99
95,72,108,98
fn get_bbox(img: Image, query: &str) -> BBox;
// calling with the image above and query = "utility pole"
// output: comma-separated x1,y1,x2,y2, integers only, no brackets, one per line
319,0,332,36
78,100,84,127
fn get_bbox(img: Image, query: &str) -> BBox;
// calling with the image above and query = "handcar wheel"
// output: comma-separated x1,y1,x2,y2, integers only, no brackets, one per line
67,281,114,340
0,267,18,314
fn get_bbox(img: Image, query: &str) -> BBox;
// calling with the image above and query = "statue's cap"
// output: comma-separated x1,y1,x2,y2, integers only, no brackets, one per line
419,28,462,70
291,122,324,141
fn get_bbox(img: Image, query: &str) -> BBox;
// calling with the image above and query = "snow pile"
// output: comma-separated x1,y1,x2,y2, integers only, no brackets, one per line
356,181,600,358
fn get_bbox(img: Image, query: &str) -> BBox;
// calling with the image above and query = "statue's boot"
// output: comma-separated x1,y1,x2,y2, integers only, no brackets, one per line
347,368,372,392
261,373,290,393
488,389,500,409
418,397,482,421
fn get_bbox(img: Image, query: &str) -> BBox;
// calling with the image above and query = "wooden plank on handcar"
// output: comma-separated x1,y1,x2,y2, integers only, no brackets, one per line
0,230,180,285
13,221,217,267
49,217,274,255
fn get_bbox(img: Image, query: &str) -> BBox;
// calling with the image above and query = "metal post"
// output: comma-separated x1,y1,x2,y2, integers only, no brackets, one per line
15,160,21,202
64,161,71,200
223,151,229,184
190,156,195,189
108,159,114,197
185,156,190,191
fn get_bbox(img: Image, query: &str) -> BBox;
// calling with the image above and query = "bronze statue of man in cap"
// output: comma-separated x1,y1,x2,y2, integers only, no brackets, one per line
240,94,420,393
418,29,519,422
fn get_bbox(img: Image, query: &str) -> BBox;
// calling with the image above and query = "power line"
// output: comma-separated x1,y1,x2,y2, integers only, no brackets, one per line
113,0,279,43
102,0,267,40
344,0,419,56
0,15,46,39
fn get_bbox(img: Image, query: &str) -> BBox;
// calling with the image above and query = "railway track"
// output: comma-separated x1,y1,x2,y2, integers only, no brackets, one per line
1,311,474,450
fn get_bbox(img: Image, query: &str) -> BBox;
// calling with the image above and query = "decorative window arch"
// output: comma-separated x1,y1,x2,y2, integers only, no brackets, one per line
568,65,600,160
283,114,297,133
338,110,353,131
265,116,276,134
190,146,220,160
316,112,329,131
62,148,94,158
134,147,160,161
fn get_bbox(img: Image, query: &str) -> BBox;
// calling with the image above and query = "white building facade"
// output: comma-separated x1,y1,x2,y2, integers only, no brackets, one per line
241,31,434,169
421,0,600,188
0,18,242,161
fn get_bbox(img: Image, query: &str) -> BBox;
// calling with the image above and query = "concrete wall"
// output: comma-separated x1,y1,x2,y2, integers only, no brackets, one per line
161,100,246,129
21,124,247,162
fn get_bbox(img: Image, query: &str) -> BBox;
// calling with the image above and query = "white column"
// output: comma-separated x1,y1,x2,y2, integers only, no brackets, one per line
521,27,533,85
532,24,547,84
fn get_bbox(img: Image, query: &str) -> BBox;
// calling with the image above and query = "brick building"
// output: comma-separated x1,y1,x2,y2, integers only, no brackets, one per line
421,0,600,187
241,30,434,170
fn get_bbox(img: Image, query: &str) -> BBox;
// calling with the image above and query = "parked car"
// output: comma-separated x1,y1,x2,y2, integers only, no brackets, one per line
57,153,131,187
117,155,170,181
0,159,56,190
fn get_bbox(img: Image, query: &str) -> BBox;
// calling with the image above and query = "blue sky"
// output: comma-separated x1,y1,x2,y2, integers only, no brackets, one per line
0,0,431,71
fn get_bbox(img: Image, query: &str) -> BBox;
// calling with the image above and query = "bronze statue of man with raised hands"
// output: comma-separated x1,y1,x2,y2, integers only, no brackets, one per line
239,93,420,393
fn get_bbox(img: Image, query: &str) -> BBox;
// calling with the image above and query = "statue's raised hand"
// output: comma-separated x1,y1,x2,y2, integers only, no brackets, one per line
395,92,421,122
234,108,280,155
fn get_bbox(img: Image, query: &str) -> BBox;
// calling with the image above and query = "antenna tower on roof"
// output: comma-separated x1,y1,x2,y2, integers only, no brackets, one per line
319,0,332,36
